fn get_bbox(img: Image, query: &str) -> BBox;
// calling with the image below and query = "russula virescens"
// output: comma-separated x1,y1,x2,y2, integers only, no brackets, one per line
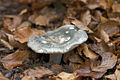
27,25,88,64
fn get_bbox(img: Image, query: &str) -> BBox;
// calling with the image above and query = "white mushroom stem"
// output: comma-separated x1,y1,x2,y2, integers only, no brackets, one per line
49,54,62,64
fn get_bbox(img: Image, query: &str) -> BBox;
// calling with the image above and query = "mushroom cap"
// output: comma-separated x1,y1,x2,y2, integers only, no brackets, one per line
27,25,88,54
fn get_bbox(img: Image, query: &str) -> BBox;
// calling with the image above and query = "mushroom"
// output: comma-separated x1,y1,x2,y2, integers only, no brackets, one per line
27,25,88,64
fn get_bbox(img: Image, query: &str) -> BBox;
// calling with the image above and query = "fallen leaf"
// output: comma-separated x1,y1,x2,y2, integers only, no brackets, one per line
105,74,116,80
3,15,22,32
115,69,120,80
5,33,27,49
74,60,106,78
87,0,99,9
100,16,108,24
105,69,120,80
97,20,120,42
0,39,13,50
51,64,63,74
34,15,49,26
69,62,81,71
98,0,107,10
1,50,30,69
81,10,91,26
16,0,35,4
69,53,83,63
14,21,45,43
56,72,75,80
83,43,98,60
0,72,9,80
92,52,117,72
71,18,93,33
22,66,54,80
112,2,120,13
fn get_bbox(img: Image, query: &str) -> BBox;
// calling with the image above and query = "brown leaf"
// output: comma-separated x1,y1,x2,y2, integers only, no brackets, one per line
92,52,117,72
97,20,120,42
105,69,120,80
55,72,76,80
3,15,22,32
69,53,83,63
74,60,106,78
69,62,81,71
16,0,35,4
0,72,9,80
34,15,49,26
87,0,99,9
1,50,30,69
51,64,63,74
5,33,27,49
22,66,54,79
71,18,93,33
14,21,45,43
82,43,98,60
112,2,120,13
81,10,91,26
105,74,116,80
0,39,13,50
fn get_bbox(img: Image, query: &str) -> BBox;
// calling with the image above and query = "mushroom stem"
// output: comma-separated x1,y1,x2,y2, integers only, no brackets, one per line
49,54,62,64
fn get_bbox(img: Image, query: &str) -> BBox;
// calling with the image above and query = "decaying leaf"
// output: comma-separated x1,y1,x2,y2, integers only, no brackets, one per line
0,72,9,80
69,53,83,63
74,60,106,78
34,15,49,26
1,50,30,69
112,2,120,13
71,18,93,33
92,52,117,72
105,69,120,80
55,72,76,80
81,10,91,26
96,20,120,42
0,39,13,50
83,43,98,60
51,64,63,74
22,66,54,80
3,15,22,32
14,21,45,43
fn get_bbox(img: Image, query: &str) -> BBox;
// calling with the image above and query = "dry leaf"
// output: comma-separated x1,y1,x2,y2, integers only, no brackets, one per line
34,15,49,26
74,60,106,78
14,21,45,43
92,52,117,72
16,0,35,4
97,20,119,42
100,16,108,24
3,16,22,32
51,64,63,74
98,0,107,10
0,72,9,80
71,18,93,33
81,10,91,26
83,43,98,60
112,2,120,13
105,74,116,80
69,62,81,71
0,39,13,50
56,72,75,80
115,69,120,80
22,66,54,80
1,50,30,69
105,69,120,80
69,53,83,63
